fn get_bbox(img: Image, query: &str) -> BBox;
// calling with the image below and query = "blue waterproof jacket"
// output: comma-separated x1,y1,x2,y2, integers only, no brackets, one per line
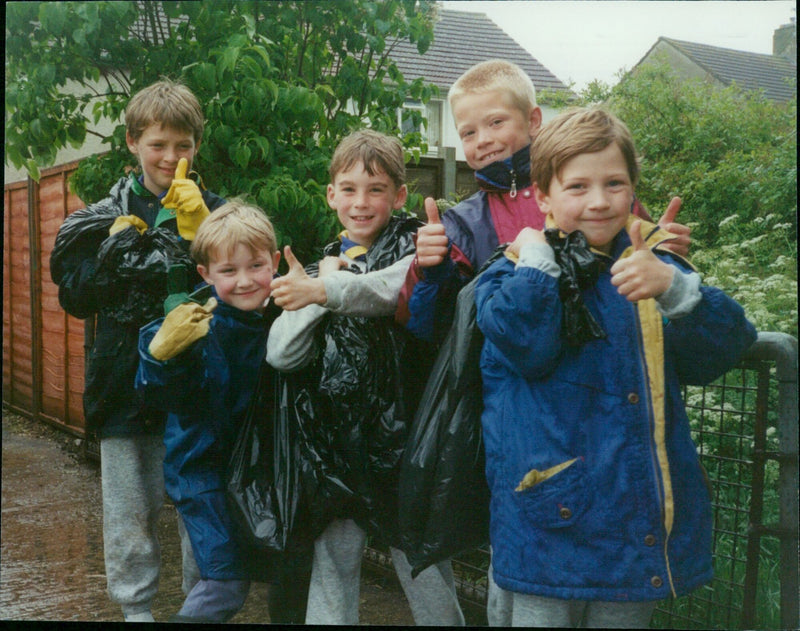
475,217,756,601
136,295,279,579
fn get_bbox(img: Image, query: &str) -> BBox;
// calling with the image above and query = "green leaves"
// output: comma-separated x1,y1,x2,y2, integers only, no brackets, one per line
7,0,437,259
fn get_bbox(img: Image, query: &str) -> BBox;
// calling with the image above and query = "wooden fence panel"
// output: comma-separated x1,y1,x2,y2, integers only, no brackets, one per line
3,162,87,436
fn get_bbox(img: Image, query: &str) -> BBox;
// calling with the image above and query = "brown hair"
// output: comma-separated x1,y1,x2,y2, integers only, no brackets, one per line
328,129,406,189
190,199,277,267
125,79,205,142
530,107,640,193
448,59,537,116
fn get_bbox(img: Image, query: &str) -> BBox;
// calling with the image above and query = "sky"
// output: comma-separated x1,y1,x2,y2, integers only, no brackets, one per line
442,1,797,91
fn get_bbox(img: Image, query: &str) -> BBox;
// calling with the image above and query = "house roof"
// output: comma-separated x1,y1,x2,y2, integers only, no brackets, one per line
389,8,574,97
645,37,796,102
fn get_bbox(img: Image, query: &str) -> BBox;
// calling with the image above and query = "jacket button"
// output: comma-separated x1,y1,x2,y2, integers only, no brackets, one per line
651,576,663,588
644,534,656,546
628,392,639,404
559,507,572,520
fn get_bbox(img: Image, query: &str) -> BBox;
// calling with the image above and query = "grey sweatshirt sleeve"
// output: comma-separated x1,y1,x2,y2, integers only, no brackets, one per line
516,242,561,278
266,254,414,372
322,254,414,316
655,267,703,319
266,303,328,372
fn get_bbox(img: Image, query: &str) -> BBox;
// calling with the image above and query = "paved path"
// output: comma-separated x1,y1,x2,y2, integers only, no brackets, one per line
0,411,414,624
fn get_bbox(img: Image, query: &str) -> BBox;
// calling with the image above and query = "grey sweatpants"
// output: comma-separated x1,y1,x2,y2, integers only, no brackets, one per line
487,556,655,628
305,518,465,625
101,435,198,618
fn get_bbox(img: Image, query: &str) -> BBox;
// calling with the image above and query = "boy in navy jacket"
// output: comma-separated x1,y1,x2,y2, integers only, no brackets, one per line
136,201,307,622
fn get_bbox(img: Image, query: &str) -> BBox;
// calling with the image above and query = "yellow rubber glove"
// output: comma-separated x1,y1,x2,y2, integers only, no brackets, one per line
162,158,210,240
109,214,148,236
148,297,217,361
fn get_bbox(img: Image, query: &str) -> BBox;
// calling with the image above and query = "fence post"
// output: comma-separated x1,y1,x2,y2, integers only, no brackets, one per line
27,176,43,421
442,146,456,199
744,331,799,630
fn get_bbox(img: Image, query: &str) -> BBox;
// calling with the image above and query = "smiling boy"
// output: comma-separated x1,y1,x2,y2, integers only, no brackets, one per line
49,79,225,622
136,200,286,622
267,129,465,625
474,107,756,627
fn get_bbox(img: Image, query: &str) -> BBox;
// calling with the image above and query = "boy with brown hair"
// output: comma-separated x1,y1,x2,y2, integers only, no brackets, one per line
50,79,225,622
267,129,465,625
475,106,755,627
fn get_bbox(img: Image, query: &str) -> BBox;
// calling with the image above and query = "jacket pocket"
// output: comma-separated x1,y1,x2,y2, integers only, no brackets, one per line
514,456,587,529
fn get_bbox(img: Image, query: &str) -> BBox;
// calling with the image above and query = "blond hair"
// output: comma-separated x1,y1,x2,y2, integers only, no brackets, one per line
448,59,537,115
125,79,205,143
191,199,278,267
329,129,406,189
530,107,641,193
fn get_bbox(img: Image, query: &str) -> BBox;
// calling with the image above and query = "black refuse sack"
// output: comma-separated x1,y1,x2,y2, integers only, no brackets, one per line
226,363,310,553
544,228,606,346
93,227,195,326
397,249,508,577
289,215,428,545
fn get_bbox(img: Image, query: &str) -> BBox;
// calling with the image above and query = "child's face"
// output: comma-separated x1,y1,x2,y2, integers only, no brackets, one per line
452,90,541,171
197,244,280,313
327,162,407,249
534,143,634,255
126,123,199,196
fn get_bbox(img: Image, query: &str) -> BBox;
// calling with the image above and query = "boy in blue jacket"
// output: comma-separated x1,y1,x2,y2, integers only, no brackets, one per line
474,107,756,627
136,200,308,622
49,79,225,622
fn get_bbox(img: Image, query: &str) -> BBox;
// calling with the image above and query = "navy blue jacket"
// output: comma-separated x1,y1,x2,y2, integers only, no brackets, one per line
136,296,280,579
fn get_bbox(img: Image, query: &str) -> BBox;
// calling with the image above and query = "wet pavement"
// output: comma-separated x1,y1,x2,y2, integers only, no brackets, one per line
1,409,415,625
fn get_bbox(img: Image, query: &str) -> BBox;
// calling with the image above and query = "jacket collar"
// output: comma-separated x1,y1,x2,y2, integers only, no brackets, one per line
475,144,532,195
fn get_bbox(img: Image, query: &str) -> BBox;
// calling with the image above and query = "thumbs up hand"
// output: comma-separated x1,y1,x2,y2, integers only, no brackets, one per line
270,245,328,310
162,157,210,241
415,197,449,268
656,196,691,257
610,220,674,302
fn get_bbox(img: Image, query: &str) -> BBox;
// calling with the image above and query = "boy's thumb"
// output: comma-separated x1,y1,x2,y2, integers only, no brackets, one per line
424,197,441,225
284,245,303,271
174,157,189,180
629,220,647,251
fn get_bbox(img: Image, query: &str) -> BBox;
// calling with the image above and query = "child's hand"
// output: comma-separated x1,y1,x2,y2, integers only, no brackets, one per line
162,157,210,241
611,220,674,302
506,227,547,258
415,197,449,268
148,297,217,361
271,246,327,310
318,255,346,277
656,197,691,257
109,214,148,236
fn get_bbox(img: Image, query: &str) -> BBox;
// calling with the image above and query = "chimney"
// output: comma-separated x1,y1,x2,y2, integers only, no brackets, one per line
773,18,796,64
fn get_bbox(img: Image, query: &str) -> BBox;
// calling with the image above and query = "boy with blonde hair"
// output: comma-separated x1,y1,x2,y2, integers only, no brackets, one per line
50,79,224,622
137,200,297,622
475,106,755,627
267,129,465,625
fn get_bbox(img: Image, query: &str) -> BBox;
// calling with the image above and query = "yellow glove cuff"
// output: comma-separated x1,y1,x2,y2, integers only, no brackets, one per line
109,215,148,236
